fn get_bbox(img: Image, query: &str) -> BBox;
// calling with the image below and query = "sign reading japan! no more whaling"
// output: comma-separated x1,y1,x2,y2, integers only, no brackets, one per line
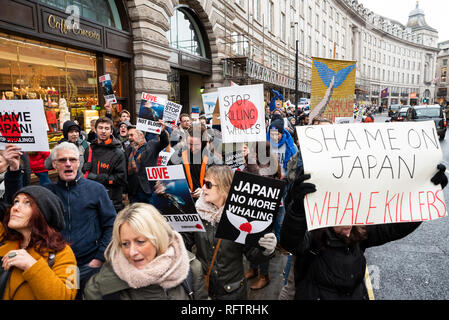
296,121,447,231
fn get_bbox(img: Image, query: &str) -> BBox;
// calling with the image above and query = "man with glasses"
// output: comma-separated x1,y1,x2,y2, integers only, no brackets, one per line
44,142,116,299
170,113,192,148
82,117,127,212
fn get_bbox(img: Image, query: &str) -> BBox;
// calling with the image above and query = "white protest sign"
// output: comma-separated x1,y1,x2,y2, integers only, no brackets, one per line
0,100,50,152
163,101,182,124
99,74,117,104
201,92,219,119
146,164,205,232
296,121,446,231
136,92,166,134
218,84,266,143
157,148,175,166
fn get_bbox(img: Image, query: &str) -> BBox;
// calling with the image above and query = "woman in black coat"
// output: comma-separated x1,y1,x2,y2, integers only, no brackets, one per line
280,165,448,300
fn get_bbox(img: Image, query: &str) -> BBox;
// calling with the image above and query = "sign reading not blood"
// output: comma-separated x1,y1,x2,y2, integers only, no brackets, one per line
296,121,447,231
218,84,266,143
146,165,205,233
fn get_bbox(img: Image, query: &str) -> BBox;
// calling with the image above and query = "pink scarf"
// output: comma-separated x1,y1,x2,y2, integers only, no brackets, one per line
111,231,190,289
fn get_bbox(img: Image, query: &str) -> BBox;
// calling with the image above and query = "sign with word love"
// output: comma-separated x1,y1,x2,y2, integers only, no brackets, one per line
218,84,266,143
137,92,166,134
146,165,205,232
215,171,286,246
296,121,447,231
99,74,117,104
0,100,49,152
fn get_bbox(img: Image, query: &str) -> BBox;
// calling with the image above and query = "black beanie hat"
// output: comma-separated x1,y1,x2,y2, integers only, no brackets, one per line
269,119,285,135
12,186,65,232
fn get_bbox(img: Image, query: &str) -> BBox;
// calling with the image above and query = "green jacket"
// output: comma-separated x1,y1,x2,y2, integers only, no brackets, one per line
84,252,209,300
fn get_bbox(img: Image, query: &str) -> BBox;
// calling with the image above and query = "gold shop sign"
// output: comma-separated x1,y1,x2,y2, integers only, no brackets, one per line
47,14,100,41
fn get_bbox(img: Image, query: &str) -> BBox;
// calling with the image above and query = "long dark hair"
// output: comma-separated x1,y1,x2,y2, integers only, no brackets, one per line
310,226,367,251
3,196,66,254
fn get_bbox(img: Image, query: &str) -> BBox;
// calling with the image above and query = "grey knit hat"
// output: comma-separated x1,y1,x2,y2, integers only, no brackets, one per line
13,186,65,232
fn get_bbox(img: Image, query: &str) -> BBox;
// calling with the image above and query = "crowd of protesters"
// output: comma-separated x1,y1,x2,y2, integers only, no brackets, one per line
0,90,447,301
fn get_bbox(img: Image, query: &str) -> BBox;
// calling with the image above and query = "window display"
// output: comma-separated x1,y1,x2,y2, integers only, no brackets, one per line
0,32,98,148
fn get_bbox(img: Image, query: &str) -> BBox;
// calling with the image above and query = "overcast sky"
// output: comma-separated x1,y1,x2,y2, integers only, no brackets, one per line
358,0,448,43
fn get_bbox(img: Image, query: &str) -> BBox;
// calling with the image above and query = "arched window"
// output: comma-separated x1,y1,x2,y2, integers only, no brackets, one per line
167,7,206,58
39,0,123,30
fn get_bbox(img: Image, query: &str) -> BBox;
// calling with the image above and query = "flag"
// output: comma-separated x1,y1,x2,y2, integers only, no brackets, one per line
381,88,389,98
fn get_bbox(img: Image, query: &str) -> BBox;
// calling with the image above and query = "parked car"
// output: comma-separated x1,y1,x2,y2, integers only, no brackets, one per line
391,106,410,121
408,105,447,140
388,104,403,117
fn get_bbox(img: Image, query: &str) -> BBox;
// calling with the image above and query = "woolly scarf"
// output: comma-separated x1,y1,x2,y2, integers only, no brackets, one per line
266,129,297,169
111,231,190,289
195,194,224,226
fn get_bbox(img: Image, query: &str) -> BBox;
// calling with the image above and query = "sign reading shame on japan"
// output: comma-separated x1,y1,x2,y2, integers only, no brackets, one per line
218,84,266,143
296,121,447,231
0,100,49,152
215,171,286,246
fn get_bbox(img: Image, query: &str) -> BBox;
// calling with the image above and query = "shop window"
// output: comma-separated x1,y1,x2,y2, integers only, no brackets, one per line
39,0,123,30
167,7,206,58
0,32,97,148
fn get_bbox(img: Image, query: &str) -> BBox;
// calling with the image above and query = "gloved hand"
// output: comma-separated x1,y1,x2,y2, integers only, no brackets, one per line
258,233,277,256
97,173,109,185
290,170,317,207
83,162,92,172
431,164,448,189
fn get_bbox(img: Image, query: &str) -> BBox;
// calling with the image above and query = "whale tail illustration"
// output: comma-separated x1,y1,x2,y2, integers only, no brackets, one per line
313,60,355,89
225,210,273,244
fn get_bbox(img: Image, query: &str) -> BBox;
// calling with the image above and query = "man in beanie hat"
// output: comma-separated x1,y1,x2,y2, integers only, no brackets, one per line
44,141,116,299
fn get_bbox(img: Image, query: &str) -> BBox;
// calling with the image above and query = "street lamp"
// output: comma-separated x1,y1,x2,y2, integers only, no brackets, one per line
291,22,299,110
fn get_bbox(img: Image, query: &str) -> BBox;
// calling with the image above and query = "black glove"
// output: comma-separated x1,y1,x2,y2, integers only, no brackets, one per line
96,173,109,185
431,164,448,189
83,162,92,172
289,170,317,217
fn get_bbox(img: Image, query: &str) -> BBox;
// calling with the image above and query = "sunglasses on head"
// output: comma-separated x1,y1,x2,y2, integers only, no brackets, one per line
203,180,218,189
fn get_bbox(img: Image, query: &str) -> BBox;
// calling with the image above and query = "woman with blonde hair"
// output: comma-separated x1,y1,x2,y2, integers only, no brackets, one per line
84,203,207,300
182,165,277,300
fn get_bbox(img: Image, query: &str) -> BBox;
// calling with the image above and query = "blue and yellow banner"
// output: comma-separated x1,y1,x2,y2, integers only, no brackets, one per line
309,57,356,123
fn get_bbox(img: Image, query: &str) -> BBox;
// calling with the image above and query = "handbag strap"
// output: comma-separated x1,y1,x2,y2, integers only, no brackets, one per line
205,238,222,293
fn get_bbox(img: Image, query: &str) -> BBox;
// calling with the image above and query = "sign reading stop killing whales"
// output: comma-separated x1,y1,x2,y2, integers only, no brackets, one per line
215,171,286,246
146,165,205,232
0,100,49,152
296,121,447,231
218,84,266,143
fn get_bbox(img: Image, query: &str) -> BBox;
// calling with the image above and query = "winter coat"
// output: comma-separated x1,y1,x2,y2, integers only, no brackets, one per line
28,152,50,173
43,173,116,266
0,241,77,300
84,232,208,300
82,136,127,211
182,195,274,300
280,201,422,300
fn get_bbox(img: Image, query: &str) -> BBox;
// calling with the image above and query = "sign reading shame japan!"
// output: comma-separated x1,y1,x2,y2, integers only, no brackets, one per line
296,121,447,231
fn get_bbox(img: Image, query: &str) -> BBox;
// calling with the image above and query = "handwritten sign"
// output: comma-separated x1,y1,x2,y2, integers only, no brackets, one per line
296,121,446,231
215,171,286,245
218,84,266,143
146,164,205,232
0,100,49,151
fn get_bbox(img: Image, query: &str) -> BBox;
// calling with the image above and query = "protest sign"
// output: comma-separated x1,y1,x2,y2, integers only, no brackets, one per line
157,147,175,166
218,83,266,143
99,74,117,104
224,149,245,171
309,57,356,123
136,92,166,134
215,171,286,246
296,121,447,231
202,92,219,119
146,165,205,232
191,106,200,120
163,101,182,124
335,117,354,124
0,100,49,151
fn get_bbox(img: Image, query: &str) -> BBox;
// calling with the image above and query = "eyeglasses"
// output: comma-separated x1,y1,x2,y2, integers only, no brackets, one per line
56,157,79,164
203,180,218,189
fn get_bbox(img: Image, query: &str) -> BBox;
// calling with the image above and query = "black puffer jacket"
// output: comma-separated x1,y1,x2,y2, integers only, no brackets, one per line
82,136,127,212
280,201,421,300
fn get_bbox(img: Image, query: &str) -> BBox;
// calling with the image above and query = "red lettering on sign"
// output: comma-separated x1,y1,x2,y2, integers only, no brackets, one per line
146,167,170,180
